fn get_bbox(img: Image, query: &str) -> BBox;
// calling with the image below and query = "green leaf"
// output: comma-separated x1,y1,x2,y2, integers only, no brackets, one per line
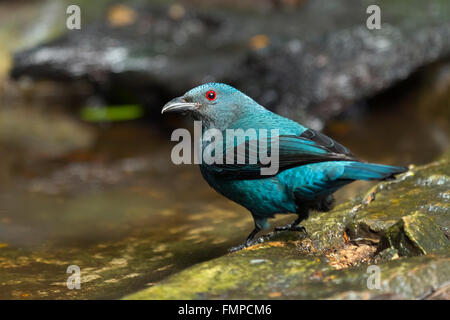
80,105,144,122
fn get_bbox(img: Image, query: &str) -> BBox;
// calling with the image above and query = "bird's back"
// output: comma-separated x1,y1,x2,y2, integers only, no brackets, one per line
228,106,307,136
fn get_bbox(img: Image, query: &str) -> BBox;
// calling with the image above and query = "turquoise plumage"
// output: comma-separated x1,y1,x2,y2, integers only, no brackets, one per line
162,83,407,251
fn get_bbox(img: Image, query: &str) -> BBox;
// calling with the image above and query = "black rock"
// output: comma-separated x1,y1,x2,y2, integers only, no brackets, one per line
11,0,450,127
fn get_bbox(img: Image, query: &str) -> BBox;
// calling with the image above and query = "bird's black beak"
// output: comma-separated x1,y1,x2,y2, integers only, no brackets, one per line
161,96,199,114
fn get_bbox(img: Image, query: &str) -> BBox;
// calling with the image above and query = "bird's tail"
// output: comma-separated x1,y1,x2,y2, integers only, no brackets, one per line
342,162,407,181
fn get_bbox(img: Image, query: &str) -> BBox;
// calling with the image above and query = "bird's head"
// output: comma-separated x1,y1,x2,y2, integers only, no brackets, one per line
161,82,261,129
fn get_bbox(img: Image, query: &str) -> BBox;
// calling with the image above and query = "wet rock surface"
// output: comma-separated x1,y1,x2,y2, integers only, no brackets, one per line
10,0,450,127
0,105,94,159
0,124,263,299
125,153,450,300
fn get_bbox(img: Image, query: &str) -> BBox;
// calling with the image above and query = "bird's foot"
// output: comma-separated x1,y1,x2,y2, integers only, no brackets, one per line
228,237,264,253
275,224,307,233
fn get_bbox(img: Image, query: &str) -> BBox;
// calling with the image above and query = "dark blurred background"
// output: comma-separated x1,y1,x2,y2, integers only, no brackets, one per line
0,0,448,299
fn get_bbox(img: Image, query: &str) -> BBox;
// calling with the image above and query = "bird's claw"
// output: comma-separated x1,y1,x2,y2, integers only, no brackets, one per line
275,224,307,233
228,244,246,253
228,237,264,253
229,225,309,252
292,225,307,233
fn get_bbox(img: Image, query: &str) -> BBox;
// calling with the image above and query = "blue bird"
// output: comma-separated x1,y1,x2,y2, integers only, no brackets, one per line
162,83,407,251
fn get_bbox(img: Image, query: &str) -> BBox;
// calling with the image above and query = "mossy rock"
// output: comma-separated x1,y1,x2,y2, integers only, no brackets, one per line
125,243,449,300
386,212,450,256
125,153,450,299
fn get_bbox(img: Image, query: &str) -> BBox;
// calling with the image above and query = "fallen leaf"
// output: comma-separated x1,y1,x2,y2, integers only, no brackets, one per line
249,34,269,50
108,5,137,27
269,292,281,298
343,231,349,243
168,4,185,20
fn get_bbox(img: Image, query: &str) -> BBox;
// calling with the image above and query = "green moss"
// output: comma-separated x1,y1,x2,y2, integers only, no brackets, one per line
125,245,450,299
387,212,450,256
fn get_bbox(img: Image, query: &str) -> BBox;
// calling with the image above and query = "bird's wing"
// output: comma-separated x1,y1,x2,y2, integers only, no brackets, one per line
204,129,359,179
299,128,355,158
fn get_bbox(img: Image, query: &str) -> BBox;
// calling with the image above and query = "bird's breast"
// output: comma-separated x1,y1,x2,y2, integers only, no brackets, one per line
199,164,296,215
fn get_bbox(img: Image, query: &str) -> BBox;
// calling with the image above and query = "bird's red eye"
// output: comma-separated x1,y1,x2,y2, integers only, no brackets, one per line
206,90,216,101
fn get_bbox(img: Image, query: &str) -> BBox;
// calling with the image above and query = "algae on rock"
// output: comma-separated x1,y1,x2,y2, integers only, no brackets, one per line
125,153,450,300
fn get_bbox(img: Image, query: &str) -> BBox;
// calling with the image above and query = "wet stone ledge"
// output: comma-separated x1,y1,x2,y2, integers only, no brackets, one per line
125,153,450,299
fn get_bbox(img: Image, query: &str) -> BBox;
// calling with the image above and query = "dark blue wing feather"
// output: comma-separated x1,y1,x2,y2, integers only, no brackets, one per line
204,133,358,179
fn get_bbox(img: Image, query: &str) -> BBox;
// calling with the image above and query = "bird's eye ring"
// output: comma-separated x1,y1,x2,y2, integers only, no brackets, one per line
206,90,216,101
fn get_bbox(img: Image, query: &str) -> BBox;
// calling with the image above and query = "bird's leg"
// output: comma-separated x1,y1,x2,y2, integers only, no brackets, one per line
275,209,309,233
274,217,306,232
228,226,261,253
